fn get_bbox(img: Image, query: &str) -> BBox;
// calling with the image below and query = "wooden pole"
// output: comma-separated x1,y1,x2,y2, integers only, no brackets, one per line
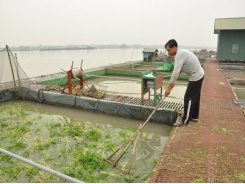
111,133,137,168
126,124,142,174
105,96,167,174
6,45,17,89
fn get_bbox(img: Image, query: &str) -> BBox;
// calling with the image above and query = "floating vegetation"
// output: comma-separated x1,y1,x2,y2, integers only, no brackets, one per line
0,101,168,182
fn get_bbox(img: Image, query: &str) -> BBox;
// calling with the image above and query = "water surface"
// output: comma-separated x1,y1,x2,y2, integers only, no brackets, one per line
16,49,145,77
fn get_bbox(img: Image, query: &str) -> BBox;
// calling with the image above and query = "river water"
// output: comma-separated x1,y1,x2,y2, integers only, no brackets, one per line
16,48,146,78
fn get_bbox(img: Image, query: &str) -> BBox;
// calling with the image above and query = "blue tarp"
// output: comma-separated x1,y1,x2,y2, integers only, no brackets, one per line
21,86,178,126
143,52,148,58
0,90,15,102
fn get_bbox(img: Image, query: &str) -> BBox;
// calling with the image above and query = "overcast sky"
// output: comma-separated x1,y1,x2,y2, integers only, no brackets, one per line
0,0,244,48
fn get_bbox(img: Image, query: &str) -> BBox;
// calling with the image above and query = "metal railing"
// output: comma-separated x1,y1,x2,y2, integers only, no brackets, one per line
0,148,84,183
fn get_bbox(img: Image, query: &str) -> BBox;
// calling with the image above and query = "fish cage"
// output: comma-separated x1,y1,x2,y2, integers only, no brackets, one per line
0,45,184,126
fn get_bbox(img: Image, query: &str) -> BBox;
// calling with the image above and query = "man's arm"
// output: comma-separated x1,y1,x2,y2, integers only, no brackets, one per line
165,52,184,97
164,83,174,97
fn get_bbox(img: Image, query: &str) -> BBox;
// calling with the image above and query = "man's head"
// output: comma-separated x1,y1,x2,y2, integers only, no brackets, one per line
165,39,178,56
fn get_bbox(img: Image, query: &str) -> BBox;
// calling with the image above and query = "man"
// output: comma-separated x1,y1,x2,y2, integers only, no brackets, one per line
164,39,204,127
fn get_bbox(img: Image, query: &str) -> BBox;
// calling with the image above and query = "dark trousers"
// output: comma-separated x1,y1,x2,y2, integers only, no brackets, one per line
181,76,204,124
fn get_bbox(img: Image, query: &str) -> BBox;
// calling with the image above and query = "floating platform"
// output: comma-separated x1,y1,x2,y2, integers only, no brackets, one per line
20,84,184,126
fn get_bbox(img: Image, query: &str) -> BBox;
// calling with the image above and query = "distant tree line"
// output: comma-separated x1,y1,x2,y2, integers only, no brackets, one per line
0,44,216,51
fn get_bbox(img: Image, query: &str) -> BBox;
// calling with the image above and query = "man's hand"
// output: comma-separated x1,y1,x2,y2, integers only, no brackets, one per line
164,83,174,97
164,88,171,97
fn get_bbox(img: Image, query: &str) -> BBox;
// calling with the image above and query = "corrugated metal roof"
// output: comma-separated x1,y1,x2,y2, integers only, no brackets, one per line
143,48,158,52
214,17,245,34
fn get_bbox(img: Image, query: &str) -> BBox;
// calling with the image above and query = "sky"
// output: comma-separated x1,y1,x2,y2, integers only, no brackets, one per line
0,0,244,48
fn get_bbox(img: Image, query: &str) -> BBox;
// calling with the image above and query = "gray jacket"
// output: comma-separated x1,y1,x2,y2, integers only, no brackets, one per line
170,48,204,83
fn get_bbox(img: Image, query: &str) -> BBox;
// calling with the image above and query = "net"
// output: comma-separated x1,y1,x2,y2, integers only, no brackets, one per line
0,46,30,91
82,83,107,99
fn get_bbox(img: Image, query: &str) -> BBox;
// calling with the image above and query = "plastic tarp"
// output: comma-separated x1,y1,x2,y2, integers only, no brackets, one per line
0,90,15,102
20,86,177,126
157,62,174,72
143,52,148,58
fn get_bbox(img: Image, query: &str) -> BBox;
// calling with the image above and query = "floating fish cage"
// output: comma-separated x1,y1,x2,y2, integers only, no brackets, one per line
20,84,183,126
0,45,184,126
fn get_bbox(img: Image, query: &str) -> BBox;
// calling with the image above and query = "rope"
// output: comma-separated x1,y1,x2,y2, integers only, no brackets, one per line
37,77,66,103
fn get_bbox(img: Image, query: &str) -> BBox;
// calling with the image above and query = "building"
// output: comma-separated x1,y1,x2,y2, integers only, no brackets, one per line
214,17,245,62
143,48,158,62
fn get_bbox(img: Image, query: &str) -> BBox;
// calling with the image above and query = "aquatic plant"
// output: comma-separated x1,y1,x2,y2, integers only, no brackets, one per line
7,141,27,151
84,129,101,141
0,101,166,183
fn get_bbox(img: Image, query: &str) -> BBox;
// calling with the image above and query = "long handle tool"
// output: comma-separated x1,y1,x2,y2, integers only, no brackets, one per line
104,95,167,175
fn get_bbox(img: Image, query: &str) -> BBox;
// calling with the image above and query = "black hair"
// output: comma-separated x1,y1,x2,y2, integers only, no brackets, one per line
165,39,178,48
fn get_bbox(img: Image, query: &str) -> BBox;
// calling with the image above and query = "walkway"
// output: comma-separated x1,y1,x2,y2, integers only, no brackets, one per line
149,58,245,182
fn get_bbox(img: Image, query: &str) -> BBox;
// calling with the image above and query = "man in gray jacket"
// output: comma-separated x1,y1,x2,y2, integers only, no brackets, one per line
164,39,204,127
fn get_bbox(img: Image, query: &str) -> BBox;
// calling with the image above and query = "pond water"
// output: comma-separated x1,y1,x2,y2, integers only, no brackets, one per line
85,75,187,103
223,69,245,100
231,83,245,100
223,69,245,75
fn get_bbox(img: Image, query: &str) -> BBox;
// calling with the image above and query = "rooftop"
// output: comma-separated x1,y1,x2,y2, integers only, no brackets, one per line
214,17,245,34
